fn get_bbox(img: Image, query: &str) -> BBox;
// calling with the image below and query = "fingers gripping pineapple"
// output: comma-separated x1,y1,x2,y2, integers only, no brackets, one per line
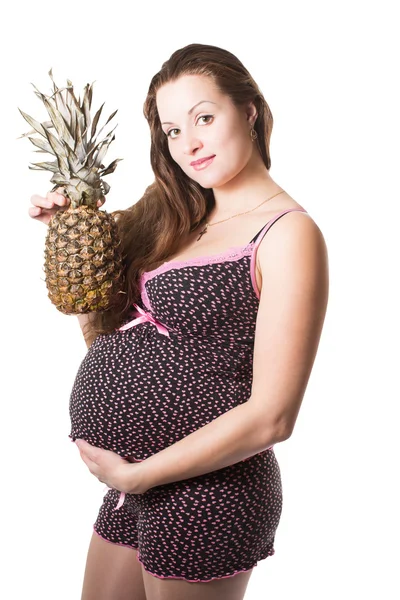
18,68,125,314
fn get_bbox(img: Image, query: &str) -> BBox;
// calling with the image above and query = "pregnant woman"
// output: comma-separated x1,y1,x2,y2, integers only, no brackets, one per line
29,43,329,600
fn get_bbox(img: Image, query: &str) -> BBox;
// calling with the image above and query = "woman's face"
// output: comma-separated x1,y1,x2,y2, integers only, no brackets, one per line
156,74,257,189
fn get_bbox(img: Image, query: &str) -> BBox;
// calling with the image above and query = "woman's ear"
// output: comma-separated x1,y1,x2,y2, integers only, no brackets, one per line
245,100,258,126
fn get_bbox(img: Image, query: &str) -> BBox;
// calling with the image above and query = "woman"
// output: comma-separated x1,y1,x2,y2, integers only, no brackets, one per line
29,43,329,600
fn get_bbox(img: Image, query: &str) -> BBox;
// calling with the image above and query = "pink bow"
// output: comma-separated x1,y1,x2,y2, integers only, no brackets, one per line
103,485,126,511
118,303,170,337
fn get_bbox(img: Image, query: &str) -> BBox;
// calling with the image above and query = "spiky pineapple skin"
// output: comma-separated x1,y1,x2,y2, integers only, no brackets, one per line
43,206,125,314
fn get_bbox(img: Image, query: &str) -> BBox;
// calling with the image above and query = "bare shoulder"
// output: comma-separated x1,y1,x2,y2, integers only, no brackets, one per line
256,209,329,293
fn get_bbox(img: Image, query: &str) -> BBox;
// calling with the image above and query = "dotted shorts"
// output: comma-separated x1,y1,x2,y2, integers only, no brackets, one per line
93,448,283,583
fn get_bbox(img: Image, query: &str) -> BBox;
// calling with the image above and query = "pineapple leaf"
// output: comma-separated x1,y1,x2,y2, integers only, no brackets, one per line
49,86,72,100
82,83,92,135
42,126,68,159
85,139,100,163
93,138,113,169
28,165,46,170
86,124,117,170
16,129,38,140
89,102,105,146
30,82,47,98
65,81,82,113
73,107,86,163
104,108,118,127
89,122,118,164
70,107,77,144
100,180,111,195
67,87,88,155
48,67,58,96
92,109,118,145
65,142,81,172
88,81,95,109
18,108,49,139
42,96,76,152
29,160,59,172
75,166,91,180
100,158,123,176
42,127,70,177
49,173,70,186
28,135,54,155
53,88,72,126
16,119,54,140
85,167,100,186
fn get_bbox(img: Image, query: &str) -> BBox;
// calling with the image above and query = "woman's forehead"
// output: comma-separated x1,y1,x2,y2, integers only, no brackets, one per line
156,76,222,114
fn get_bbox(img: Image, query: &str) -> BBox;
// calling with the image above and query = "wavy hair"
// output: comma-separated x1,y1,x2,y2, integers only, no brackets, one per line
83,43,274,346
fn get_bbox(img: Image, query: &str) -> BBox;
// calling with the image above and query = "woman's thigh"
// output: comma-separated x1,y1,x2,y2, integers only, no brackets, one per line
81,530,147,600
142,566,253,600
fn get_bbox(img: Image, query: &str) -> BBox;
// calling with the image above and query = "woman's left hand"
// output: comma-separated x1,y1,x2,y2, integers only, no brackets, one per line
75,439,146,494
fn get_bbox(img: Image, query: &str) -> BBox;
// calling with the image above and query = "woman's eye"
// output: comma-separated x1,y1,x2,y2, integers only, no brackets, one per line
167,128,179,139
197,115,213,126
166,115,214,139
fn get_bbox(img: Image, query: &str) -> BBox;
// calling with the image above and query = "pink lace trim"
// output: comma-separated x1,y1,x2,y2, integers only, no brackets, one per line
141,242,255,286
139,243,255,311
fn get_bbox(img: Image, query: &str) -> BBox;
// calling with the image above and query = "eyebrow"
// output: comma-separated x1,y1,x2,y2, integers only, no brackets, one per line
161,100,217,125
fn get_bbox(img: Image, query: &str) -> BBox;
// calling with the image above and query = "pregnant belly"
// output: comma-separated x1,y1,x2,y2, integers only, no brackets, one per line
69,330,182,460
69,328,249,461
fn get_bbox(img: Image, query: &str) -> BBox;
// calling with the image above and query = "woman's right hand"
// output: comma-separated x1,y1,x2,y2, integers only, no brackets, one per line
29,188,105,226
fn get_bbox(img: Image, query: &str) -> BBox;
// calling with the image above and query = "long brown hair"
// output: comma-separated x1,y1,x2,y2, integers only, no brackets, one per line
84,43,274,346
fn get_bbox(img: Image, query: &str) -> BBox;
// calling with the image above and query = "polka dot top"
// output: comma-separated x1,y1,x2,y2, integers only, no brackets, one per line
69,207,308,506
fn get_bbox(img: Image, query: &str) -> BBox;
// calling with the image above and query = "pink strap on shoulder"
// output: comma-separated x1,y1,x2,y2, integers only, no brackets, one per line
250,208,308,299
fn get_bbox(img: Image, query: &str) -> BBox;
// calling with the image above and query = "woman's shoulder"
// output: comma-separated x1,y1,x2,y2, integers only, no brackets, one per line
255,195,326,278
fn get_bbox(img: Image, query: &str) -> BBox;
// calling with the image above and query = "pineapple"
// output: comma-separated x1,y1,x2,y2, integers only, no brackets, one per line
18,69,125,314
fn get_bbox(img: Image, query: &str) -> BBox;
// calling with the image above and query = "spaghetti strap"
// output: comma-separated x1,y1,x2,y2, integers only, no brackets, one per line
248,207,308,244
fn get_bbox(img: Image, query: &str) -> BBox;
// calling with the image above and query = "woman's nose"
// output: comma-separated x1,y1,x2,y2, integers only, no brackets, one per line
182,133,203,155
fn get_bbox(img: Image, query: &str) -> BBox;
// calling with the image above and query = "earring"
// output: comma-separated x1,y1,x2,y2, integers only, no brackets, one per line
250,127,258,141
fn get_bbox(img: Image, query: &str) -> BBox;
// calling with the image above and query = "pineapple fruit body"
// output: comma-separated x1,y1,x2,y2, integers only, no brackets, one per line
44,206,124,314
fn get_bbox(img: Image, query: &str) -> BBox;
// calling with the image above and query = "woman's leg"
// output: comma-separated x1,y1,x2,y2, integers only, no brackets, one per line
141,566,253,600
80,530,147,600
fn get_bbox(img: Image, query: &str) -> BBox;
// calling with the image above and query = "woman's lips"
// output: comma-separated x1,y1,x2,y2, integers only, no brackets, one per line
191,156,215,171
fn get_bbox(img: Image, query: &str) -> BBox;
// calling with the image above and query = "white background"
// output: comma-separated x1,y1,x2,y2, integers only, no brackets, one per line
1,0,399,598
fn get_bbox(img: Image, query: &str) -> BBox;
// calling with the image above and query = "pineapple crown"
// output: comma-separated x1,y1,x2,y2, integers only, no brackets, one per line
17,68,123,209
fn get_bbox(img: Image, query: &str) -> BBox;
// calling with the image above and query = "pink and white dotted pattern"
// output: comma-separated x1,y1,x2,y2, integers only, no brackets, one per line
93,447,282,582
68,207,308,581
